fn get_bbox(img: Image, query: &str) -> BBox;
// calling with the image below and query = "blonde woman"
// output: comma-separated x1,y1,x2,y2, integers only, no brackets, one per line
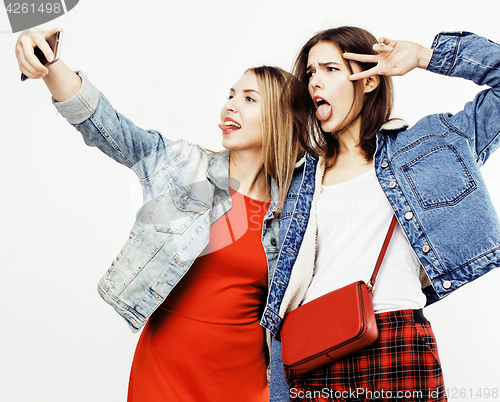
16,27,302,401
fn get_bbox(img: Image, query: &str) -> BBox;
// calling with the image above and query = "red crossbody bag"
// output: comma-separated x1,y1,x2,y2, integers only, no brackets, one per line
280,216,398,374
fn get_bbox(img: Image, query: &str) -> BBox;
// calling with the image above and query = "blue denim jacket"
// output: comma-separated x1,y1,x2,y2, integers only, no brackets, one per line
53,73,280,332
262,31,500,400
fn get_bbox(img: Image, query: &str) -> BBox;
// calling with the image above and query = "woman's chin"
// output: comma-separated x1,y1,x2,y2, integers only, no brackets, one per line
320,120,337,133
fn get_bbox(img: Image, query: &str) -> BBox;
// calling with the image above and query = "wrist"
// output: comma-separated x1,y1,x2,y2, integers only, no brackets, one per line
418,46,434,69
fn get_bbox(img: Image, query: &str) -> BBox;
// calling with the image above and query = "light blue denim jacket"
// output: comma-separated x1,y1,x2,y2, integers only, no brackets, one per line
262,32,500,400
53,73,280,332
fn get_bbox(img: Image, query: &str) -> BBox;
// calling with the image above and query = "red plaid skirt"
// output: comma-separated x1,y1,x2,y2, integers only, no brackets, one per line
285,309,447,402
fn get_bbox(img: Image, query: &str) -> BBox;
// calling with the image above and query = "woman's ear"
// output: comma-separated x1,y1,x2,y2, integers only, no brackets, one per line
363,74,379,94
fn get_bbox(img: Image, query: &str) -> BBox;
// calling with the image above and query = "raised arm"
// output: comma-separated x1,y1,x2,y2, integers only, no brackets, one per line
347,31,500,165
15,28,192,182
15,28,81,101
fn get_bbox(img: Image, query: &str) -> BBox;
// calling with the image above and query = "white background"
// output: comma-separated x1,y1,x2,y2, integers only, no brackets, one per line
1,0,500,401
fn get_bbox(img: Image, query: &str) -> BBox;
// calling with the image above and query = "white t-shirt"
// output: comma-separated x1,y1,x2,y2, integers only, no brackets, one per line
302,169,426,313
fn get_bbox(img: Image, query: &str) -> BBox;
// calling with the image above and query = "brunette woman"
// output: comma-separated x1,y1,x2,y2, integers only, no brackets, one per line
262,27,500,401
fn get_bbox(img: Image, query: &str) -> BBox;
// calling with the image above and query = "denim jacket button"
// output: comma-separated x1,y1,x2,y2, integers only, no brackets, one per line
270,238,277,246
443,280,452,289
381,162,389,168
389,181,397,189
180,196,187,205
422,244,430,253
405,212,413,220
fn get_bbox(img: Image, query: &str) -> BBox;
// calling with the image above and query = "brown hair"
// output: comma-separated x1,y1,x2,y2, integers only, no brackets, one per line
292,26,394,162
247,66,303,212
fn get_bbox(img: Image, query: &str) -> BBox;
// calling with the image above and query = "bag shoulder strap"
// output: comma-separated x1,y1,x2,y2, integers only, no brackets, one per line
366,215,398,293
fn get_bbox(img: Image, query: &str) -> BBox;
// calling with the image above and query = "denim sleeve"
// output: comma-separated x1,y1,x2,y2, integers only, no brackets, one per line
426,32,500,165
53,71,175,180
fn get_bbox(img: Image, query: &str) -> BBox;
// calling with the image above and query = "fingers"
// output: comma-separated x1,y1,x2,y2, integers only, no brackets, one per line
16,29,46,78
16,44,44,79
16,28,60,79
344,40,394,64
372,43,394,54
378,36,391,45
40,27,62,63
343,52,382,81
343,52,378,64
348,67,380,81
15,46,37,78
35,35,54,64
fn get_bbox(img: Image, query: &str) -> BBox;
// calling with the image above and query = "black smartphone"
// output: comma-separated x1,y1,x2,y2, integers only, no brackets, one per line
21,30,63,82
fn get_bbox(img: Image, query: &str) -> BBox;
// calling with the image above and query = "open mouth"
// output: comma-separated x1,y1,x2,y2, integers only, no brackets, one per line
314,97,329,107
314,96,332,122
218,118,242,133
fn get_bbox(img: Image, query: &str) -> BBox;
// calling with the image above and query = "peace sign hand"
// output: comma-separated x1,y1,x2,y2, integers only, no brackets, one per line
344,37,434,81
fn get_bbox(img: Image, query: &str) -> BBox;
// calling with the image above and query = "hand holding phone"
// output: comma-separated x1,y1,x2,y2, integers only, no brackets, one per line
16,29,62,81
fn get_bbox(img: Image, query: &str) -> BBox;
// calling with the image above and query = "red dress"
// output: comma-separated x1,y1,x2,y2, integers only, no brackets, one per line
128,189,271,401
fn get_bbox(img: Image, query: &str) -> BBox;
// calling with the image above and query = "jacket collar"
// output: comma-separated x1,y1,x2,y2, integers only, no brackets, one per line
380,119,408,132
295,152,319,170
207,150,231,191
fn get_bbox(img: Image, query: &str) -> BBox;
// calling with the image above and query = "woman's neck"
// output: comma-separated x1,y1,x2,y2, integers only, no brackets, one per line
323,117,373,186
336,116,363,157
228,151,270,201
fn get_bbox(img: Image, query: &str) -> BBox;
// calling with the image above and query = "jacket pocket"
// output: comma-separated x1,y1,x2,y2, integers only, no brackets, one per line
137,179,210,235
401,144,477,209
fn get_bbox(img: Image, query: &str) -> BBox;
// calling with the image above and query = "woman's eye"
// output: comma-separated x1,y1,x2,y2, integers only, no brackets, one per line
307,71,315,79
327,67,339,72
227,95,234,100
246,96,256,102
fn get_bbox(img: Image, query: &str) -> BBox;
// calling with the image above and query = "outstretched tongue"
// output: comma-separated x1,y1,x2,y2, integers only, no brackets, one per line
218,124,239,131
316,103,332,122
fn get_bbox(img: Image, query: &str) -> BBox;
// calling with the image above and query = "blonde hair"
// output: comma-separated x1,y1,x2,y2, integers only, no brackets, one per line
247,66,303,212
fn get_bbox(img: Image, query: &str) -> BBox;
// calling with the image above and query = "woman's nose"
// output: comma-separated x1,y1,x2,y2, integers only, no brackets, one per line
224,97,237,112
310,74,322,89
